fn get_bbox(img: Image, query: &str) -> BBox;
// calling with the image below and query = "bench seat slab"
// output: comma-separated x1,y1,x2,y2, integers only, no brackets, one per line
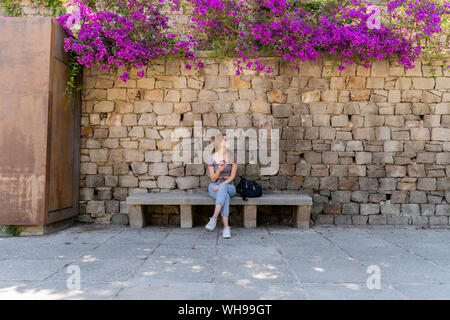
127,193,312,206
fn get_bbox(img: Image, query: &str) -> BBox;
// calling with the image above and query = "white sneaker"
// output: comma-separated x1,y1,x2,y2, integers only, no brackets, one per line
205,218,217,231
223,227,231,239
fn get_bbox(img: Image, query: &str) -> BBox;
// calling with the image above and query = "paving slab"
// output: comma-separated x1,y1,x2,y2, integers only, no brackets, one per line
105,226,170,246
46,258,145,283
0,259,71,281
89,243,161,260
163,227,219,248
117,280,214,300
289,258,370,283
0,281,124,300
364,227,450,267
0,243,97,261
210,282,309,300
394,283,450,300
302,283,408,300
214,258,296,285
0,223,448,299
33,225,122,245
357,255,450,284
132,246,217,283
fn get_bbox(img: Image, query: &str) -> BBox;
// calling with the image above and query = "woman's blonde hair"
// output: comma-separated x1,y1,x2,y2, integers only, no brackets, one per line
213,134,235,163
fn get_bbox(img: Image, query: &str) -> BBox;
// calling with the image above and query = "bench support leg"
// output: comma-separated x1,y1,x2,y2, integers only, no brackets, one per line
294,205,311,228
180,205,193,228
129,205,146,228
244,205,257,228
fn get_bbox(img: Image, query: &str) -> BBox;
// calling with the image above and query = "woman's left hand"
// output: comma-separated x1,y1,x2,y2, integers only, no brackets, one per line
213,185,220,192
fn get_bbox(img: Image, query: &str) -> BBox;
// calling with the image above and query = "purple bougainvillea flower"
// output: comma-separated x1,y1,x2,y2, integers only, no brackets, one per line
196,61,205,70
119,71,129,82
137,70,145,78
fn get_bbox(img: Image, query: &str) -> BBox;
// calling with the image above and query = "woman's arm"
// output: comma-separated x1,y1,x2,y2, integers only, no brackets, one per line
208,163,226,182
217,163,237,185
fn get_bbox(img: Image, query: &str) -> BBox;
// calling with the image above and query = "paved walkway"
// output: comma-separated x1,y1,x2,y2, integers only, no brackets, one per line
0,224,449,299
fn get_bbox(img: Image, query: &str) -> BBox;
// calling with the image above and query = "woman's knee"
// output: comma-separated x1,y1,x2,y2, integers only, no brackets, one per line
218,184,228,191
216,184,228,196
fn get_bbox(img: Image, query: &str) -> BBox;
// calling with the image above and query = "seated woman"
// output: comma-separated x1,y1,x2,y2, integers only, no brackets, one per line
205,134,238,239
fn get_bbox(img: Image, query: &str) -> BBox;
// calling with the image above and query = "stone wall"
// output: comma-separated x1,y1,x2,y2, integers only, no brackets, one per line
79,57,450,226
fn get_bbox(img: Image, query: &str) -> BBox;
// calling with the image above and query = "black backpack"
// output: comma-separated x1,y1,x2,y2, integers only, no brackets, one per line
236,176,262,201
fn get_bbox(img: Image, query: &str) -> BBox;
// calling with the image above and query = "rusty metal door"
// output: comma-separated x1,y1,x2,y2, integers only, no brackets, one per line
0,17,51,225
0,17,80,226
48,59,74,212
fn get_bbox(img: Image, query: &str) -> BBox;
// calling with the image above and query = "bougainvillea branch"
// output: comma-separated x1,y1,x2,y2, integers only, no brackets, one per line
54,0,449,82
56,0,198,84
181,0,449,74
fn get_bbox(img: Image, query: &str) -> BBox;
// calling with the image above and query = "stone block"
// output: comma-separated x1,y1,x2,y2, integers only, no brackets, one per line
331,115,349,127
233,100,251,113
371,61,389,77
412,78,435,89
331,191,352,203
431,128,450,141
119,175,139,188
402,204,420,216
436,204,450,216
386,165,406,177
411,128,430,141
409,191,427,203
429,216,448,225
435,77,450,89
380,203,400,216
417,178,436,191
359,178,378,191
360,203,380,215
86,201,105,214
90,149,108,163
369,215,387,225
391,191,407,203
273,104,292,118
350,89,371,101
176,176,200,189
353,128,375,140
384,141,403,152
421,204,435,216
157,176,176,189
335,215,352,225
352,215,368,225
342,203,359,215
94,101,115,113
301,90,321,103
148,163,169,176
80,188,94,201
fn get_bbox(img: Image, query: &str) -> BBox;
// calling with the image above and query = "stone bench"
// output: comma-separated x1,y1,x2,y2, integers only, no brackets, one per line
126,193,313,229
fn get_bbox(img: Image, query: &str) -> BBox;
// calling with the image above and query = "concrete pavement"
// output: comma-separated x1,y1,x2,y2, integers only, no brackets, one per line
0,224,449,299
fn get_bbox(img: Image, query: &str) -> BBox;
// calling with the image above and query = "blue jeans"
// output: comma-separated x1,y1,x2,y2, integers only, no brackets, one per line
208,180,236,217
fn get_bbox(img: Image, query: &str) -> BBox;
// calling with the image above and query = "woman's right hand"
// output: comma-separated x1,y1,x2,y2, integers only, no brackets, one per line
217,161,227,173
